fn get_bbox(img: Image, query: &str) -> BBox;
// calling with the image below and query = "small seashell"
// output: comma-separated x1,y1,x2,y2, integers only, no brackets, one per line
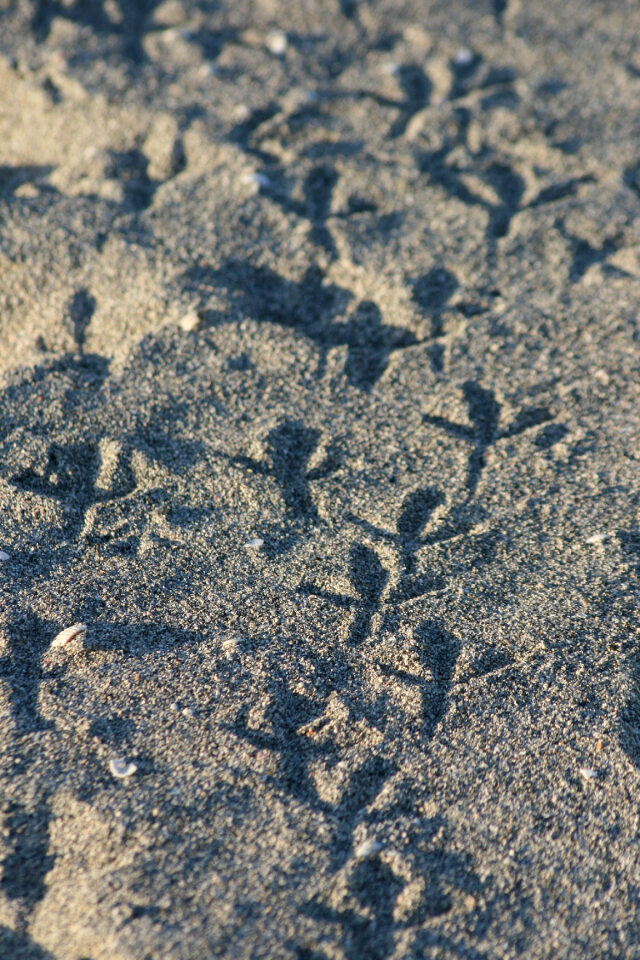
179,308,203,332
453,47,474,67
198,62,217,78
0,550,9,561
266,30,287,55
109,757,138,779
233,103,251,122
241,171,270,190
354,838,381,859
244,537,264,549
50,622,87,649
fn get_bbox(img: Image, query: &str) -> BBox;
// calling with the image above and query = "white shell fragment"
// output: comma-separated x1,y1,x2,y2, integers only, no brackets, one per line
244,537,264,549
580,767,597,781
453,47,474,66
585,532,610,545
354,838,382,859
0,550,9,561
266,30,287,55
241,172,269,192
179,308,203,332
50,623,87,649
109,758,138,779
222,638,240,659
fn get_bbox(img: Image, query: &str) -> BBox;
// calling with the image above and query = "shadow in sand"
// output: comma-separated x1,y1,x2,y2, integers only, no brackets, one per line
382,620,460,741
1,802,55,916
0,925,56,960
0,612,63,735
221,419,341,528
303,840,480,960
29,0,165,64
65,288,96,352
184,259,423,391
555,218,627,283
0,164,54,195
0,613,201,740
298,542,390,645
389,64,432,138
423,380,552,536
417,107,594,272
230,659,397,868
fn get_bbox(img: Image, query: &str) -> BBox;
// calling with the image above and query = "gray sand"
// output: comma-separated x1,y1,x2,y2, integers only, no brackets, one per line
0,1,639,957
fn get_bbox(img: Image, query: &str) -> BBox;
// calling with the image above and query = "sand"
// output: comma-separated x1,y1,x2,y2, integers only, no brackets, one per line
0,1,639,957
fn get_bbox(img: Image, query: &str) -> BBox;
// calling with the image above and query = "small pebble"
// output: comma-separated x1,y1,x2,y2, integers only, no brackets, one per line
109,758,138,779
50,623,87,649
182,706,195,719
244,537,264,549
0,550,9,561
354,838,381,859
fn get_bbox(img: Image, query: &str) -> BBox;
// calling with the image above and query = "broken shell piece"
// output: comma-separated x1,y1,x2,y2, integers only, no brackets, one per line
585,532,609,545
580,767,597,781
354,838,382,860
50,623,87,649
241,172,269,192
109,758,138,779
222,638,240,659
0,550,9,561
244,537,264,549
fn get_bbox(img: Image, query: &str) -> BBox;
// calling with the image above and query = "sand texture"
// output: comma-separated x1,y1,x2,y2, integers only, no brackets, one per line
1,1,640,957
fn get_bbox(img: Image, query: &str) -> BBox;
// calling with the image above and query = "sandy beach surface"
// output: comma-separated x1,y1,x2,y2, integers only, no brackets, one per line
1,2,640,957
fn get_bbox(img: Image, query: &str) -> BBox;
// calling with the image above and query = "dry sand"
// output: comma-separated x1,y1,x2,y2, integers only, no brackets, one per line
0,1,640,957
